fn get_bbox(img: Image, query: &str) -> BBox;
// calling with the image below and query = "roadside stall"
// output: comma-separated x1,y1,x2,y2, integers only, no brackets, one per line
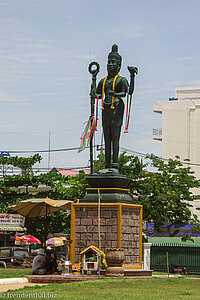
0,213,27,246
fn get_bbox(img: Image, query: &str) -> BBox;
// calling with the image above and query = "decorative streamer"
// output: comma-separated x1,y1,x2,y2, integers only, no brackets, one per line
124,91,130,133
126,94,133,130
78,96,99,152
88,116,96,140
124,89,133,133
78,117,92,153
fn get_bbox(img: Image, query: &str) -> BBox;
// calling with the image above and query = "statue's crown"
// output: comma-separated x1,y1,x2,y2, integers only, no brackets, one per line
111,44,118,53
108,44,122,65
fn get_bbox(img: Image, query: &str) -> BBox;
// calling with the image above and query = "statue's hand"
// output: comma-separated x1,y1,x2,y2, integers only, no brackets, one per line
108,90,116,96
127,66,138,75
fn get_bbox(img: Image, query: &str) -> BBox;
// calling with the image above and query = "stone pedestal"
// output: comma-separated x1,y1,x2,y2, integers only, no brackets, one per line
143,243,152,270
70,203,142,269
80,169,135,204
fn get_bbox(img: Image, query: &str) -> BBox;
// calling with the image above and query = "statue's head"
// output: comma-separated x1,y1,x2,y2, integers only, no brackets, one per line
107,44,122,75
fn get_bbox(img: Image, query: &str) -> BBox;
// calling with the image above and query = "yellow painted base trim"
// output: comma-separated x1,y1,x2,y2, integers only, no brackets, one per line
70,204,76,265
71,203,142,208
72,264,142,270
123,265,142,269
117,204,122,248
139,206,143,267
86,187,129,192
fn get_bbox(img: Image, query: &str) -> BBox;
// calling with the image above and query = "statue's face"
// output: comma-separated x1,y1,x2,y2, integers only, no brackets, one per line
107,57,119,74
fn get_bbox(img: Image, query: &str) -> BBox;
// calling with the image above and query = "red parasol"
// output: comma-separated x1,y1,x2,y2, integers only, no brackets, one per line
15,235,41,244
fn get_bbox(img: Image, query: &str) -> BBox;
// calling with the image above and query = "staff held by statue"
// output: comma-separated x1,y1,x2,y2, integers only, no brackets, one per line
88,61,100,174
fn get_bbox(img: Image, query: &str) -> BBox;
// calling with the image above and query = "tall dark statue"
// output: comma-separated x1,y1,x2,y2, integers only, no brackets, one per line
96,44,138,169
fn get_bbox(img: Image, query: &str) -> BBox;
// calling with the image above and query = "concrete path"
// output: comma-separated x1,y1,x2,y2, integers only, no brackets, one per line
0,278,28,285
0,282,47,293
0,278,47,293
152,274,182,278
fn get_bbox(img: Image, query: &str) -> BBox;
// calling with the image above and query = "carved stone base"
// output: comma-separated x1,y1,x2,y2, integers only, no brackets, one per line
106,266,124,277
106,248,125,277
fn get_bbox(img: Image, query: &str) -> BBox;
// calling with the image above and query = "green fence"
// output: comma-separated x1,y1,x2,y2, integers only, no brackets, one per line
150,244,200,274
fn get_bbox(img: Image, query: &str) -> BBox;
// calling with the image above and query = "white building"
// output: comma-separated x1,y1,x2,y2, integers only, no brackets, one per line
153,87,200,216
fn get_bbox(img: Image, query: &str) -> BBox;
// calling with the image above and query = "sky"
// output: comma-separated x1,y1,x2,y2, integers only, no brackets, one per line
0,0,200,172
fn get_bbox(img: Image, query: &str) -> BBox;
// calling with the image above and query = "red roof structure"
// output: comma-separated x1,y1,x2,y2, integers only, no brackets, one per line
50,168,79,177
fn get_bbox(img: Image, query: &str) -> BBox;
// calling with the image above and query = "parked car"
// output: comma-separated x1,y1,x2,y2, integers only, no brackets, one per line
0,247,29,267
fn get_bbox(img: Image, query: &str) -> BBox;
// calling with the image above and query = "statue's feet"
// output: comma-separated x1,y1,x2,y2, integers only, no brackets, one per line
105,163,118,169
98,168,119,175
105,163,111,168
112,163,118,169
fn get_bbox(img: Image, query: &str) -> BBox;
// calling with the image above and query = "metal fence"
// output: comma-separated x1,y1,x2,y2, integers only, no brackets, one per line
151,244,200,274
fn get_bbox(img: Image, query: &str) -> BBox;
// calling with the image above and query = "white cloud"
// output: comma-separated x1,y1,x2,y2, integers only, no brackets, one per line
179,56,199,61
0,91,29,104
108,25,143,39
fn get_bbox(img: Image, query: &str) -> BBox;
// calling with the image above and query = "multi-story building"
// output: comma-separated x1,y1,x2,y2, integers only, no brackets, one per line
153,87,200,217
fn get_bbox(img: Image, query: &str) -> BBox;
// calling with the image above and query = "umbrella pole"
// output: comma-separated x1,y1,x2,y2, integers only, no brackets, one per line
45,204,48,250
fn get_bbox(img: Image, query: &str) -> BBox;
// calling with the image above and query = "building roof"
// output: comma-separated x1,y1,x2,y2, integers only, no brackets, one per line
50,168,79,177
149,237,200,247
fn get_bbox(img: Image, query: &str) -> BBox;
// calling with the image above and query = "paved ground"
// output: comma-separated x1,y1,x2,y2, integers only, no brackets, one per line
0,283,48,293
152,274,181,278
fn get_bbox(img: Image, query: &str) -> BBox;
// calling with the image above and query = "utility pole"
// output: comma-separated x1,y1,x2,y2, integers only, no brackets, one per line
48,131,51,172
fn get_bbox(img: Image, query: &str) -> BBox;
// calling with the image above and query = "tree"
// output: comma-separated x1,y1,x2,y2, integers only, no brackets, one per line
134,154,200,233
3,152,200,241
94,152,145,178
23,170,89,242
0,154,42,176
94,153,200,233
1,155,88,242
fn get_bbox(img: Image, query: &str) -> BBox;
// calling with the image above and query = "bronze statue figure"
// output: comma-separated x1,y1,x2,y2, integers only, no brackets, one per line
96,44,138,169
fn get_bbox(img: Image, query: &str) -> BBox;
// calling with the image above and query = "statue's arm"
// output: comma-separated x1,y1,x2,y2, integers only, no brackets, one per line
127,66,138,95
108,77,128,98
109,90,126,97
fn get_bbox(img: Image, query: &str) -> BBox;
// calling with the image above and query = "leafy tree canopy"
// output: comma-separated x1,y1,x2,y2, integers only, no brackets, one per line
0,155,88,242
94,153,200,233
135,154,200,233
2,153,200,241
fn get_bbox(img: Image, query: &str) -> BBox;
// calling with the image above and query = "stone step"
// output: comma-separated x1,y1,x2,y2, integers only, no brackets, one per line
26,270,152,284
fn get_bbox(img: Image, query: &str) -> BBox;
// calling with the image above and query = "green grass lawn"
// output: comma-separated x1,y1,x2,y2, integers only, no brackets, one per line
2,277,200,300
0,268,32,278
